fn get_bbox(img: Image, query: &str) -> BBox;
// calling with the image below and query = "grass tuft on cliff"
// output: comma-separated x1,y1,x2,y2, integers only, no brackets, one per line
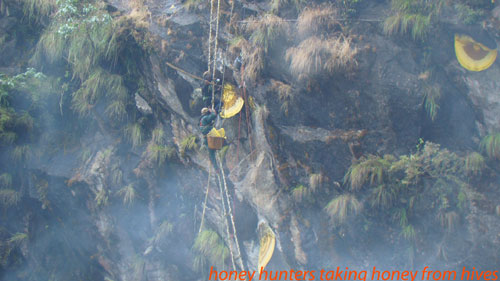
286,36,357,78
193,229,229,271
297,6,338,38
325,194,362,224
481,133,500,160
383,0,444,41
245,13,289,53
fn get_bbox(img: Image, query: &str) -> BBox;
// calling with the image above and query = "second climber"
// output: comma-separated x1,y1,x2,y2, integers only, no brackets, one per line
202,71,223,113
199,107,218,169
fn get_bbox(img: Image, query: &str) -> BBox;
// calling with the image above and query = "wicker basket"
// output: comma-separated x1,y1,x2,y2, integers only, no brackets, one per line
207,136,224,150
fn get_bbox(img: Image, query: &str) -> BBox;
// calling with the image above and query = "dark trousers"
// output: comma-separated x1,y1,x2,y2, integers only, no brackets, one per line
203,136,218,169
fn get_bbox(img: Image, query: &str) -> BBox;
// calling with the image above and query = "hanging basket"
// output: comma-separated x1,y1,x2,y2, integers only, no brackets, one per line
207,136,224,150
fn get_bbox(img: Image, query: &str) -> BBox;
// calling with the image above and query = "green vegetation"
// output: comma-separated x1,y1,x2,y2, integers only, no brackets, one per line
0,69,54,147
455,0,493,25
219,145,230,163
151,127,165,145
292,184,311,203
111,164,123,186
438,210,459,233
270,0,305,13
0,189,20,208
456,3,485,25
144,144,176,166
95,188,108,207
423,84,441,122
344,154,393,190
297,6,337,38
193,229,229,271
309,173,323,192
229,36,264,82
143,126,177,167
12,145,31,163
270,80,294,115
324,194,362,225
464,152,485,175
332,142,483,247
8,233,28,246
383,0,444,41
401,224,416,240
481,133,500,160
132,255,146,280
0,231,28,267
21,0,57,20
245,14,289,53
184,0,203,10
149,220,173,247
180,135,198,156
116,184,137,205
369,184,396,208
35,178,50,208
31,0,146,129
0,174,12,187
0,0,153,278
125,121,145,147
340,0,364,18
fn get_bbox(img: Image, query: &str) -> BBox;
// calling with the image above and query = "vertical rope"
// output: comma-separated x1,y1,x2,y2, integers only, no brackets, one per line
216,172,236,270
211,0,222,109
207,0,215,74
198,167,212,234
218,154,245,272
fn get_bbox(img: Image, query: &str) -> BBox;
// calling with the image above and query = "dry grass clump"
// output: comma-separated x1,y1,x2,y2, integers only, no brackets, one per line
245,13,290,53
21,0,57,20
270,0,305,13
309,173,324,192
270,79,294,115
184,0,203,10
464,152,485,176
193,229,229,270
438,211,459,233
325,194,362,224
270,79,293,98
297,6,339,38
344,154,393,191
244,47,264,83
127,0,151,29
481,133,500,160
383,0,444,41
230,37,264,82
292,184,311,203
286,36,357,78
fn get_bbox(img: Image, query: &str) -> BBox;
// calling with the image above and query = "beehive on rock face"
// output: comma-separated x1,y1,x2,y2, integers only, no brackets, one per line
455,34,497,72
220,84,244,119
258,223,275,271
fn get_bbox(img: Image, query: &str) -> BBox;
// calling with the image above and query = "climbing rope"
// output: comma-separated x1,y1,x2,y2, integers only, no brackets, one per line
207,0,215,74
215,171,236,270
235,18,383,23
199,0,249,273
198,166,212,234
210,0,222,109
218,153,246,272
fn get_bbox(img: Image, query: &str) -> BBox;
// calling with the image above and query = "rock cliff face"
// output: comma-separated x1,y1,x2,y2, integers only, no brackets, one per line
1,0,500,280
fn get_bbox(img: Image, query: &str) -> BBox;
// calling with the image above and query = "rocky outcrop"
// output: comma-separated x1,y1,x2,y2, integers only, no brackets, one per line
3,0,500,280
